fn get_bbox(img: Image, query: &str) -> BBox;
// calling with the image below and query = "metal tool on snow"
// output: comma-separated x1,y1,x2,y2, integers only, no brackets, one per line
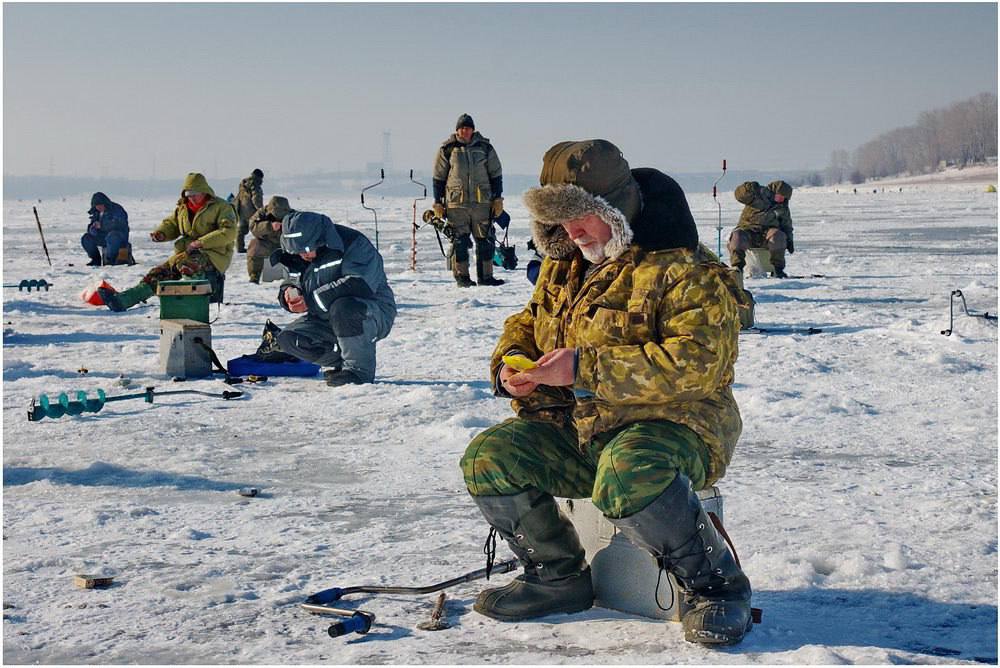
33,206,53,267
27,386,244,422
360,168,384,250
743,326,823,335
409,169,427,271
302,558,519,637
713,159,727,257
941,289,998,336
3,279,52,292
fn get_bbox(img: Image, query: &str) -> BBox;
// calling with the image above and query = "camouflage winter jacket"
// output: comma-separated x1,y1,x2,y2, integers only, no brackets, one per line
247,206,282,258
734,181,793,241
154,173,238,273
492,170,744,485
235,176,263,224
432,132,503,210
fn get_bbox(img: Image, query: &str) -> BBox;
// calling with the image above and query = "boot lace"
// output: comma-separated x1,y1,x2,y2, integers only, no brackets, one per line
483,527,498,580
653,521,710,612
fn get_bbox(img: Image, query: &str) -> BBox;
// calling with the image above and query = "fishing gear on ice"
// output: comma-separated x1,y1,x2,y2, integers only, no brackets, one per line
941,289,998,336
27,386,243,422
302,558,519,637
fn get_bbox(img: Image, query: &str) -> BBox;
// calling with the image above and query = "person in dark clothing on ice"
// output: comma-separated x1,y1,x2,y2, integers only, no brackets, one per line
268,210,396,387
82,192,130,266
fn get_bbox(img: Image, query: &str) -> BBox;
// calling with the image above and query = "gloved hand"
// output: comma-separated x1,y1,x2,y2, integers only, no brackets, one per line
787,238,795,254
282,285,307,313
433,202,446,219
150,231,167,242
491,197,504,218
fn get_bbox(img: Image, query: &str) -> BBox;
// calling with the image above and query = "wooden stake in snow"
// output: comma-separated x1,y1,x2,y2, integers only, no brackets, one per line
32,206,53,267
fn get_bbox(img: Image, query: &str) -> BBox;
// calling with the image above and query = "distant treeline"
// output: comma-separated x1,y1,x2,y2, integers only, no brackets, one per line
825,92,997,184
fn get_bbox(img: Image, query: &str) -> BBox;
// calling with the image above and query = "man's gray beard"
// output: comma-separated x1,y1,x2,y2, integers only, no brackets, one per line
579,244,607,263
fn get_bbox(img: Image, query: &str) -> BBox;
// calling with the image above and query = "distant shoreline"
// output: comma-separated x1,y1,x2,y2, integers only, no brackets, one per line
846,164,997,188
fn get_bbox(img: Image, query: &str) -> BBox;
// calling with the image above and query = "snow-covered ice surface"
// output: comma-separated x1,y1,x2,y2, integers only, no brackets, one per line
3,183,997,664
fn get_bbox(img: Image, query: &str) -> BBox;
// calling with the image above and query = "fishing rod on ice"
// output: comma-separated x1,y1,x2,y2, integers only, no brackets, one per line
713,159,727,257
409,169,427,271
302,558,519,637
361,169,384,251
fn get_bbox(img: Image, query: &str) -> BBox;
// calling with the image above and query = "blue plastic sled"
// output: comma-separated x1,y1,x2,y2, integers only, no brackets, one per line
227,355,320,378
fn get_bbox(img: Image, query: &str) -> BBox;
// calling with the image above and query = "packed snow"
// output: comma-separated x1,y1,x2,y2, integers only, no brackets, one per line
3,181,997,664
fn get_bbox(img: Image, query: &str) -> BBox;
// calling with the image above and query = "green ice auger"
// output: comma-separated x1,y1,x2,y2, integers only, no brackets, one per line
27,386,243,422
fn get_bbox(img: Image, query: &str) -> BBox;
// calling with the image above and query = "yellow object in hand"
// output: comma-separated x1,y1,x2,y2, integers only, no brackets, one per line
502,354,538,371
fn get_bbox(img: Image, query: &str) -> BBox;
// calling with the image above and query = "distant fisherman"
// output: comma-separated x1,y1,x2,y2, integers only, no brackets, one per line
727,180,794,278
245,195,290,283
432,113,506,287
234,168,264,255
81,192,130,266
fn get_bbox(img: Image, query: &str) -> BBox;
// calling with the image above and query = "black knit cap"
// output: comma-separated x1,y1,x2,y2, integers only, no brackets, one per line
455,113,475,130
252,168,264,179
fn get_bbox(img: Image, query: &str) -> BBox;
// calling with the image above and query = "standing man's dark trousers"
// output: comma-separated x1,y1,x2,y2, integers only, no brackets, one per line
275,297,395,382
82,231,127,266
446,207,502,287
727,227,787,274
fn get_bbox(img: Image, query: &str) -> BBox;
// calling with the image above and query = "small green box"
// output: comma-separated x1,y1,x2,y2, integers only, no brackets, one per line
157,279,211,323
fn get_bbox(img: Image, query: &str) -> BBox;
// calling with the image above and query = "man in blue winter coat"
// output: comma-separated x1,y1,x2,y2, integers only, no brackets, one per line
268,209,396,387
82,192,130,266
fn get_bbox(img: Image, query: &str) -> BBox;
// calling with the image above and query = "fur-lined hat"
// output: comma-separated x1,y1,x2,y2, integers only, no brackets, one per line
524,140,642,261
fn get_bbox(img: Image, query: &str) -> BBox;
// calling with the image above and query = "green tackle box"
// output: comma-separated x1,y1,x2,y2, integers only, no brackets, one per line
157,279,211,323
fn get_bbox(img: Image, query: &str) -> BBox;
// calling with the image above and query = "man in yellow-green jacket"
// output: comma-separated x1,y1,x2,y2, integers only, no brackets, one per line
459,140,753,646
100,173,237,311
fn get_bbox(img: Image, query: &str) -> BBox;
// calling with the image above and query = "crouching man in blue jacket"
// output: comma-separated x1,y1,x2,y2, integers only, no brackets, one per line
269,210,396,387
82,192,130,266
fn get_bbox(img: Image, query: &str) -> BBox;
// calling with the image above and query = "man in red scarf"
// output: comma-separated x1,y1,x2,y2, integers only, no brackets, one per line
100,173,238,311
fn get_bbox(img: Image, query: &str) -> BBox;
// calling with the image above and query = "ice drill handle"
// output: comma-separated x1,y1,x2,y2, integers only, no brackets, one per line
327,612,372,637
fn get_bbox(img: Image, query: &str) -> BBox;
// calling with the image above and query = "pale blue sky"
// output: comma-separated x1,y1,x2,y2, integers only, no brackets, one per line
3,3,997,179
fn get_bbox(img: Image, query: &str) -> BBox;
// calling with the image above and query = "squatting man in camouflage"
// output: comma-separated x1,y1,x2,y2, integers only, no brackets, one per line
432,113,506,288
459,140,754,645
245,195,290,283
266,206,396,387
100,173,237,311
727,180,794,278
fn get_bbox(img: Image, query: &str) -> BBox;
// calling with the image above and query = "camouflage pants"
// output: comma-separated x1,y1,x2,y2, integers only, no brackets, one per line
141,250,215,289
728,227,787,270
460,418,710,518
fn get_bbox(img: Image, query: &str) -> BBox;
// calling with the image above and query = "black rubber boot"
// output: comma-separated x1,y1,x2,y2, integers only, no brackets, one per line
478,276,506,286
324,369,365,387
772,266,788,278
454,260,476,287
472,490,594,621
609,474,752,646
